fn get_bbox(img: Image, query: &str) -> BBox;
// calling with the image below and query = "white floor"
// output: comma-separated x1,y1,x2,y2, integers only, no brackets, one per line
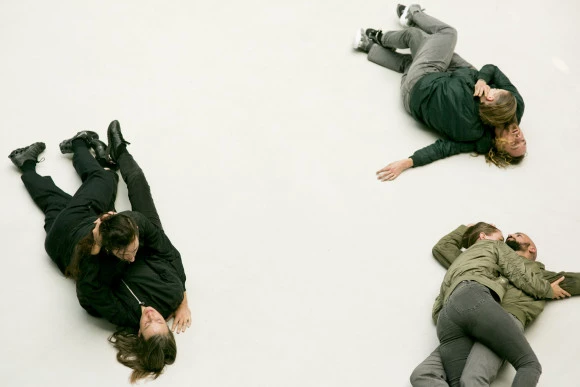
2,0,580,386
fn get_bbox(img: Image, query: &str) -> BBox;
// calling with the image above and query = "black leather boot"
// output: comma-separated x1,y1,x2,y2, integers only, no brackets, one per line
91,139,119,170
106,120,130,163
8,142,46,168
59,131,99,154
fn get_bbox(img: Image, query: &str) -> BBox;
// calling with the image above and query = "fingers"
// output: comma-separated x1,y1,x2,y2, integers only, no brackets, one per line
376,167,398,182
171,315,192,334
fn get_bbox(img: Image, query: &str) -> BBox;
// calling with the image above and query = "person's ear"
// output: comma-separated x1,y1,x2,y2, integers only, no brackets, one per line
529,246,537,255
486,94,495,101
478,232,487,240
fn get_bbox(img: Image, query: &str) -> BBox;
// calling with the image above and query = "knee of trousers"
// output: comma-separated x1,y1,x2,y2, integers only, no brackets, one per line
403,27,425,41
410,365,445,385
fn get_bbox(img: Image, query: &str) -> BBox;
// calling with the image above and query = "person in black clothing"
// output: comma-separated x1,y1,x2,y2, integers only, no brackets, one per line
8,120,190,383
353,4,527,181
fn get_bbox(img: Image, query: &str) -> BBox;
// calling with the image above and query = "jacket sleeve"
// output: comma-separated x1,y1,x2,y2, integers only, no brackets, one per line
432,225,468,269
127,211,187,288
496,243,553,299
410,139,476,167
477,64,525,123
541,269,580,296
76,256,140,327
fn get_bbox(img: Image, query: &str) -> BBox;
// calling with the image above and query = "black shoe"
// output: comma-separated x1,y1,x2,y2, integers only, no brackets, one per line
59,131,99,154
91,139,119,170
106,120,130,163
8,142,46,168
365,28,396,51
365,28,383,45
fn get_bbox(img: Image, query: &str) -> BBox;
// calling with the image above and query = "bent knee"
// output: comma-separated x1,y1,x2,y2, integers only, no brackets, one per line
410,367,445,386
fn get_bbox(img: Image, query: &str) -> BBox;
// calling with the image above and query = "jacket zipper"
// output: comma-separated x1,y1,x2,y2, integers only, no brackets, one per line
122,280,145,306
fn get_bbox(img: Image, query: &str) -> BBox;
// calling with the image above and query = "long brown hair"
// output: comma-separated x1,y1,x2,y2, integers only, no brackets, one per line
461,222,501,249
479,90,517,127
108,327,177,383
66,213,139,279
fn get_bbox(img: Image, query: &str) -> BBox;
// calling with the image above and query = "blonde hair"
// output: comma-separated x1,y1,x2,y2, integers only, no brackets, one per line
479,90,517,127
485,136,525,168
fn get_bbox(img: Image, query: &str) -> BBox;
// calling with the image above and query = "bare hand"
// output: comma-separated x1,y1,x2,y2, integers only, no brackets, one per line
474,79,490,97
551,276,571,299
171,297,191,334
376,158,413,182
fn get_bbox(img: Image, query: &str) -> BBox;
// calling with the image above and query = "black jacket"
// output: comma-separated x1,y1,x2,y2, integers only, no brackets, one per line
408,64,525,167
76,211,186,328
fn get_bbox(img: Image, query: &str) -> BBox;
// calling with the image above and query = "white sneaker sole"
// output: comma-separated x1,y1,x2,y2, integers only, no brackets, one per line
353,28,364,49
399,6,411,27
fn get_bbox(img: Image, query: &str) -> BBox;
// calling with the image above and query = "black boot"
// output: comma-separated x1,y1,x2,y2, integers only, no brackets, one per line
8,142,46,169
106,120,130,163
59,131,99,154
91,139,119,170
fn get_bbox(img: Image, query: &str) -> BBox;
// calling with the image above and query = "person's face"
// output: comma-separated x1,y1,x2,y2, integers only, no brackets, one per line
112,236,139,262
481,230,504,242
139,306,169,339
506,233,535,260
496,124,527,158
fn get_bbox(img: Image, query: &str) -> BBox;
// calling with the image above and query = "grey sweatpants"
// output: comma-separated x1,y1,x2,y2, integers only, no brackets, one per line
367,7,473,113
410,313,524,387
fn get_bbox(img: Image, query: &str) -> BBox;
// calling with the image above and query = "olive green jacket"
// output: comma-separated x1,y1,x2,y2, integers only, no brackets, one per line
431,229,554,323
432,225,580,327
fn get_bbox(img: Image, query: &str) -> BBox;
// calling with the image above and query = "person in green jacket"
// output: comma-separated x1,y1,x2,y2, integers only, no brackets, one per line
430,222,569,387
352,4,527,181
410,225,580,387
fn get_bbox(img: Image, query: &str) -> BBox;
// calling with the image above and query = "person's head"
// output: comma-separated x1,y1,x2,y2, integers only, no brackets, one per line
486,123,526,167
109,308,176,383
478,88,517,127
461,222,504,249
99,213,140,262
65,213,140,279
506,232,537,261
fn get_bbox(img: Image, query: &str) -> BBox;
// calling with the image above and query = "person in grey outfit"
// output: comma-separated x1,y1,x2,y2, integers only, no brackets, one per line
353,4,527,181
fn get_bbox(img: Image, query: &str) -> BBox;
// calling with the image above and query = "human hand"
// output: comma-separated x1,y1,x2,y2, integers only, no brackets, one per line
171,294,191,334
376,158,413,182
474,79,490,97
551,277,571,299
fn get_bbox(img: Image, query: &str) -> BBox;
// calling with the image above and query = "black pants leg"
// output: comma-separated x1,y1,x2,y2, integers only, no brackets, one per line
117,151,163,230
21,171,72,233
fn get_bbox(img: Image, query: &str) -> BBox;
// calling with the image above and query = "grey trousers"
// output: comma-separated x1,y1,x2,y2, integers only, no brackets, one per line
437,281,541,387
410,313,524,387
367,7,463,113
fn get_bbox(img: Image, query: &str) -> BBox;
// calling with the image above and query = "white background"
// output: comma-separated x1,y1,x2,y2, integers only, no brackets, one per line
1,0,579,386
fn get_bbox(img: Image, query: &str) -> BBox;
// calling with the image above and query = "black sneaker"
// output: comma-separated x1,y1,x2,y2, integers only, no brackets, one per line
59,131,99,154
396,4,406,18
106,120,130,163
365,28,383,45
8,142,46,168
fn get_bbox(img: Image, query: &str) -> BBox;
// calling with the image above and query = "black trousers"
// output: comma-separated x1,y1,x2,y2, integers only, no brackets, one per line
21,144,161,272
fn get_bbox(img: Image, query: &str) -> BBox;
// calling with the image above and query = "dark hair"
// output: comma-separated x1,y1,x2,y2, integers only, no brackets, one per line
461,222,501,249
479,90,517,127
65,213,139,279
108,327,177,383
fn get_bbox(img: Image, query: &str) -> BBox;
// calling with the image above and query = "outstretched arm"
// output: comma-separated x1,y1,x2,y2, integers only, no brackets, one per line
376,139,475,181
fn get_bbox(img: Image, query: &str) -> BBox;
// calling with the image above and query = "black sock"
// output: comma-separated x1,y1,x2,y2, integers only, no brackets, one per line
21,160,37,173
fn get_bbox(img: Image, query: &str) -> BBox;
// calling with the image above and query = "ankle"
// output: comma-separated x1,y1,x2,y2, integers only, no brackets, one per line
72,138,88,151
20,160,37,173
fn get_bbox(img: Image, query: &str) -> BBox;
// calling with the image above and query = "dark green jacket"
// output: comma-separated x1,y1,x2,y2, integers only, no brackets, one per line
432,226,580,327
408,65,525,167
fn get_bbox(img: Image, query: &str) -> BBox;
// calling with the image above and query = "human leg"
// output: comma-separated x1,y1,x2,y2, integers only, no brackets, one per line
382,8,458,112
459,314,522,387
438,282,541,387
107,120,163,229
448,53,476,71
9,142,72,233
368,45,412,73
409,347,448,387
